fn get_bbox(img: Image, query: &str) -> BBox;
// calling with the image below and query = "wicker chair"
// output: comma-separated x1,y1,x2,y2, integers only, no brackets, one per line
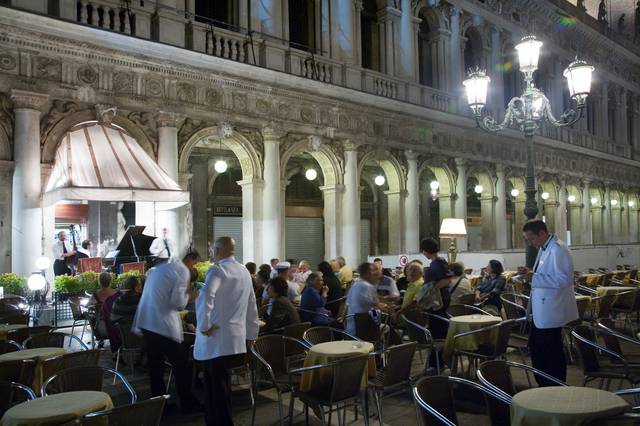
250,334,309,426
114,321,143,377
302,326,360,346
40,350,102,394
369,342,418,425
281,322,312,363
0,381,36,417
412,375,511,426
68,296,90,344
290,354,371,426
456,293,477,306
6,325,52,345
23,332,88,350
596,318,640,366
0,359,37,388
0,340,22,354
81,394,169,426
41,365,136,404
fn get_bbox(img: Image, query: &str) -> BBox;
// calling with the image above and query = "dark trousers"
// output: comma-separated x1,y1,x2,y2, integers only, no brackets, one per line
428,308,449,368
201,353,244,426
141,329,197,409
529,322,566,386
53,259,70,276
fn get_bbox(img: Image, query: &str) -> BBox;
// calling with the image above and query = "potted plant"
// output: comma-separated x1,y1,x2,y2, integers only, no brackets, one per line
195,261,213,283
115,270,142,288
53,274,83,300
0,273,28,296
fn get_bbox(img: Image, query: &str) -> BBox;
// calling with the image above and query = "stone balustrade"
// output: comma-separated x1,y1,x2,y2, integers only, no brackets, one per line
75,0,147,36
285,49,338,84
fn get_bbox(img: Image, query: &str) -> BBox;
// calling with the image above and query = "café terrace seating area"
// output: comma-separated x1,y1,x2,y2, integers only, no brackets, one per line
2,265,640,425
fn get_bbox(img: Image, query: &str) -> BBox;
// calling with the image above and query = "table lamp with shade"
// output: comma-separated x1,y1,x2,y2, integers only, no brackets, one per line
439,218,468,264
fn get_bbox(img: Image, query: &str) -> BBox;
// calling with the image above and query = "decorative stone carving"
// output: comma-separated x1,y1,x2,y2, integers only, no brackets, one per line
77,65,98,85
0,93,14,141
95,104,117,125
146,78,163,98
218,122,234,139
178,117,206,143
156,111,185,128
205,88,220,106
308,135,322,151
233,93,247,111
35,57,61,81
113,72,133,94
38,99,77,144
300,107,314,123
255,99,271,115
278,103,291,119
177,83,195,103
0,52,17,71
127,110,157,141
11,90,49,110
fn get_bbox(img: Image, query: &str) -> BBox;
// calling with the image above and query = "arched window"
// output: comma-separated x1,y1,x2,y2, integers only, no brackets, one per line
418,15,434,87
608,89,617,141
361,0,380,70
586,90,597,135
502,43,520,106
288,0,316,51
195,0,237,30
463,27,484,73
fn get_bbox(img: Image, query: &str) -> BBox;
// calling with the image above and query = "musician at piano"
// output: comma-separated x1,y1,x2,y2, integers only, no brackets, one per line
77,240,92,259
52,231,76,276
149,227,176,263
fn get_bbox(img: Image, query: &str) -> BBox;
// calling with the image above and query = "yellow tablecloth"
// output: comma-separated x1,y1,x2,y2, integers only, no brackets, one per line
0,347,66,392
299,341,375,393
574,295,592,318
443,315,502,362
0,391,113,426
596,286,637,310
582,273,605,286
468,276,482,288
0,324,28,339
511,386,629,426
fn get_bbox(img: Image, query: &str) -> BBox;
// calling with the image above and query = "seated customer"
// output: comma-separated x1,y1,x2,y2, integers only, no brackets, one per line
299,273,331,326
318,261,344,317
391,262,424,322
449,262,473,305
262,277,301,332
475,260,507,313
110,276,143,324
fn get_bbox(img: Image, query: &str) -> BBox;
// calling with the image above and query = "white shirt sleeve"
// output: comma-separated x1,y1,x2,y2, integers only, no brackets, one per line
245,283,260,340
52,242,63,260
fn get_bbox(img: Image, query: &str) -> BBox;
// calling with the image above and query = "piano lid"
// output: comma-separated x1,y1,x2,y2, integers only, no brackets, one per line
115,225,156,258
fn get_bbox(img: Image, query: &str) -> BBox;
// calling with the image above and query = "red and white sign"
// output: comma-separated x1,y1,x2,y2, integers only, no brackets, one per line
398,255,409,267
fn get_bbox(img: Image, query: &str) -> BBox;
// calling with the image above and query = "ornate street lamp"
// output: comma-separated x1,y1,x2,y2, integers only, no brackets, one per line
463,35,594,267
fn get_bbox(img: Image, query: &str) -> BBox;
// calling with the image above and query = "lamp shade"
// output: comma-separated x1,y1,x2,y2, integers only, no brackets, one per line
28,273,46,291
462,71,490,114
439,218,468,238
515,36,543,73
563,59,594,104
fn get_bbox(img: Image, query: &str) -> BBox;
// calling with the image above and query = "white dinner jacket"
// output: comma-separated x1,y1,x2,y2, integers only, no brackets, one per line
194,256,259,360
530,235,579,329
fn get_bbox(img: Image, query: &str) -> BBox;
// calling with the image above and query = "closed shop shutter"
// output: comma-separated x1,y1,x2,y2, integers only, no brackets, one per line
213,216,243,261
285,217,323,267
361,219,371,263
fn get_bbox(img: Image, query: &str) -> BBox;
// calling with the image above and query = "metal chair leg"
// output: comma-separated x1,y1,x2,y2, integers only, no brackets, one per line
374,391,383,426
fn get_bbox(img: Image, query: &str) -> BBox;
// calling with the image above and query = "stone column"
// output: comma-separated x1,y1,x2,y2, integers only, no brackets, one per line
321,185,342,260
632,95,640,156
617,88,628,145
453,158,467,251
190,156,209,257
629,204,639,243
10,90,48,276
592,199,604,245
155,111,183,241
237,178,263,263
488,27,505,120
603,187,612,244
480,193,496,250
448,6,463,110
555,180,568,242
377,7,401,76
494,164,508,249
396,0,419,82
582,183,593,245
568,203,582,245
330,0,357,63
550,57,565,116
341,142,360,266
512,193,526,249
404,151,420,253
599,82,610,140
610,195,622,244
621,196,630,244
386,189,405,254
154,0,187,47
262,127,283,262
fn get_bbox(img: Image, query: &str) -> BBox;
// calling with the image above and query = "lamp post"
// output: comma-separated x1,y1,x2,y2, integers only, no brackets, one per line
462,35,594,268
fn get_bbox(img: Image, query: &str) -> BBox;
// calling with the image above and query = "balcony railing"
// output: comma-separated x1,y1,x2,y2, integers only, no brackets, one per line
75,0,145,36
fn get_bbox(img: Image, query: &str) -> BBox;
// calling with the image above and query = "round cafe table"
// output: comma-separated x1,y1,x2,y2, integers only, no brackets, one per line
443,314,502,362
0,347,66,392
0,391,113,426
597,286,637,310
582,273,605,287
0,324,28,339
574,295,592,319
299,341,375,393
511,386,629,426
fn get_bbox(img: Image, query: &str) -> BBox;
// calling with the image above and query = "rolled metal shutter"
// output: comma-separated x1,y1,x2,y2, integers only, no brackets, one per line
213,216,243,261
285,217,323,267
360,218,371,263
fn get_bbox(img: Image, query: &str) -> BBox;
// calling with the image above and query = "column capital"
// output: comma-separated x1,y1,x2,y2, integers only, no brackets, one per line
262,125,286,141
237,178,264,189
405,150,420,162
343,140,361,152
454,158,466,168
156,111,185,128
319,184,345,194
10,90,48,110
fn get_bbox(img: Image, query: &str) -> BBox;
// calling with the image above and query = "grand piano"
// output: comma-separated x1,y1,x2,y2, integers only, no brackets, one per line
108,225,157,272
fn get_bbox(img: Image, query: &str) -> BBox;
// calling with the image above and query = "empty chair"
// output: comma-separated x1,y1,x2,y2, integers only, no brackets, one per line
114,321,143,376
7,325,52,345
402,311,445,375
81,394,169,426
302,326,360,346
282,322,312,362
68,296,90,344
24,332,88,350
451,320,515,378
0,340,22,354
369,342,418,425
0,360,37,389
477,360,567,399
40,350,102,392
0,381,36,417
413,375,511,426
596,318,640,366
41,365,136,404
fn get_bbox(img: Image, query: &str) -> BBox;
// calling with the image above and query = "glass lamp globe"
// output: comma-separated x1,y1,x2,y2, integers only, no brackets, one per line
567,195,576,203
629,200,636,208
374,175,386,186
463,71,490,115
214,160,228,173
564,59,594,106
611,199,618,206
430,189,438,198
515,35,543,73
35,256,51,270
28,273,46,291
590,197,598,204
430,181,439,190
474,185,484,194
541,192,550,200
305,169,317,181
510,188,520,197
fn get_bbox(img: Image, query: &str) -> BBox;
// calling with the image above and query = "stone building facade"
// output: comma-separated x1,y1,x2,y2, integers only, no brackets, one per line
0,0,639,275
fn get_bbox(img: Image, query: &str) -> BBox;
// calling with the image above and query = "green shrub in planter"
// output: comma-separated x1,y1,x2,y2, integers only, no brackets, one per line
195,261,213,282
79,271,101,291
115,270,142,288
0,273,28,296
53,274,82,294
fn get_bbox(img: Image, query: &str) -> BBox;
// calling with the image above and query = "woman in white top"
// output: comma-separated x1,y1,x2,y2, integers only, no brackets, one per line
448,262,473,305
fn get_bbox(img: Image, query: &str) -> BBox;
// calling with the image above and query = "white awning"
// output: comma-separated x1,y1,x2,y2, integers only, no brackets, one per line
44,123,188,208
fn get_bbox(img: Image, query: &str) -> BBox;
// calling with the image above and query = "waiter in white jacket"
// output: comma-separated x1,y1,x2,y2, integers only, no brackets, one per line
523,220,578,386
194,236,259,426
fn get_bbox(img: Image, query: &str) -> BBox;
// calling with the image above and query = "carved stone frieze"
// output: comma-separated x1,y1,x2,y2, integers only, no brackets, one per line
39,100,79,142
127,110,157,142
178,117,206,144
113,72,133,94
145,78,164,98
0,93,14,141
35,57,61,81
76,65,98,86
177,83,195,103
11,90,49,110
0,51,17,71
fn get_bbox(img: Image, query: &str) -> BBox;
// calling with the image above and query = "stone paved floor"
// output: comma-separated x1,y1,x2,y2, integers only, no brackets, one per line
56,321,640,426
